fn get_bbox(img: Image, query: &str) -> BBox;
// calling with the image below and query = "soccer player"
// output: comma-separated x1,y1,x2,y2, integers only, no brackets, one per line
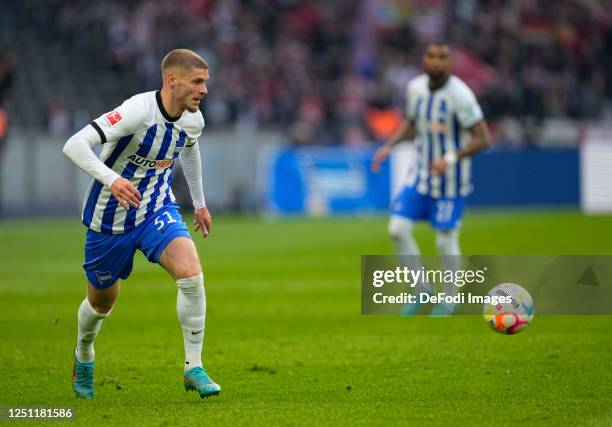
371,42,491,314
63,49,220,399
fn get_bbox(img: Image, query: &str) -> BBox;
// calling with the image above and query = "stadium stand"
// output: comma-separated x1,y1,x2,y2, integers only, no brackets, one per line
1,0,610,145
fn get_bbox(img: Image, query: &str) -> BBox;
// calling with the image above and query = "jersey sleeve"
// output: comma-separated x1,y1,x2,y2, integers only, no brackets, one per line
90,96,145,143
193,114,205,140
190,125,204,143
179,140,206,208
182,112,205,146
63,125,121,188
455,86,484,128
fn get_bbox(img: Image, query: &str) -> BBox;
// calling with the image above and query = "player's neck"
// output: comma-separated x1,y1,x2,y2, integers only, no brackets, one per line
159,88,184,119
428,74,449,91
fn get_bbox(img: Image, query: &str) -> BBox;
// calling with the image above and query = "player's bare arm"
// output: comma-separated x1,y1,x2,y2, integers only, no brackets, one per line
431,120,491,176
371,119,416,173
459,120,491,159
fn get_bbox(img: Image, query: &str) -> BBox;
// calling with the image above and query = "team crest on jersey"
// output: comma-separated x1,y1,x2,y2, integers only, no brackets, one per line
105,110,123,126
127,154,173,169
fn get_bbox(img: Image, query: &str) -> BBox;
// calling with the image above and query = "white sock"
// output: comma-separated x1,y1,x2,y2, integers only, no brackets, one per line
76,298,110,363
176,273,206,372
436,229,462,301
389,216,432,293
436,229,461,269
436,229,460,255
389,216,420,256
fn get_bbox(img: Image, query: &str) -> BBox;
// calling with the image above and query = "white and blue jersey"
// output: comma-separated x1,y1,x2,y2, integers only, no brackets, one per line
406,74,483,199
83,91,204,234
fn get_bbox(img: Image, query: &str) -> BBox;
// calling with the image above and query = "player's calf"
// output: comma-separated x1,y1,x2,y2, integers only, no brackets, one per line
176,273,221,398
72,286,116,399
176,273,206,371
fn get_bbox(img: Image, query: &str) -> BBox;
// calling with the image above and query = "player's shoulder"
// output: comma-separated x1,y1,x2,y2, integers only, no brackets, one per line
117,91,155,118
446,76,477,100
407,74,429,93
178,109,205,137
92,91,153,136
130,90,157,104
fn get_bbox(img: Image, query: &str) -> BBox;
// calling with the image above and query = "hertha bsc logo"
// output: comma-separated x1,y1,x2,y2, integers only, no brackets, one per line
105,111,123,126
95,271,113,284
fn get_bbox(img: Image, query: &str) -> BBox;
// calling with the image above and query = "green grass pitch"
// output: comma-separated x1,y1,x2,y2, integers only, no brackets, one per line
0,210,611,426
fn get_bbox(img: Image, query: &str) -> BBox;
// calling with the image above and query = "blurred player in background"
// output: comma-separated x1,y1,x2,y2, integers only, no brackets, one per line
372,42,491,314
63,49,220,399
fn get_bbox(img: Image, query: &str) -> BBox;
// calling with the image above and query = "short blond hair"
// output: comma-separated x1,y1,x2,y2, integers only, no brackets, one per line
161,49,208,77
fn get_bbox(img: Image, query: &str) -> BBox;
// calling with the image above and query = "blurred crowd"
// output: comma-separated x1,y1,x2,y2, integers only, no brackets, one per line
0,52,12,156
2,0,612,145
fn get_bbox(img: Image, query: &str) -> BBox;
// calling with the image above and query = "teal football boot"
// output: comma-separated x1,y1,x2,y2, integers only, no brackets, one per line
72,352,94,399
184,367,221,398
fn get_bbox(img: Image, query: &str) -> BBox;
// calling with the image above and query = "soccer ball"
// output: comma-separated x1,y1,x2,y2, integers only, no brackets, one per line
483,283,534,335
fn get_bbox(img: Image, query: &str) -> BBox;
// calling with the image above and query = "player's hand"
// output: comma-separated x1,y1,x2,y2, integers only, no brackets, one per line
431,158,447,176
194,207,212,238
371,145,392,173
110,178,141,210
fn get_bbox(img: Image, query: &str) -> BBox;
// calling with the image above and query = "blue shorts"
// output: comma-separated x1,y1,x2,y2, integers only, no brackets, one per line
83,203,191,289
391,186,466,230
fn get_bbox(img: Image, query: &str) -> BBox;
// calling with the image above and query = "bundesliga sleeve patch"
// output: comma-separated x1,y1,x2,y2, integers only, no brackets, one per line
105,111,123,126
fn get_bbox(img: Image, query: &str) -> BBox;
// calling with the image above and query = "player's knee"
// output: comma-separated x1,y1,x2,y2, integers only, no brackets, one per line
174,262,202,281
176,272,204,294
388,216,414,241
87,280,119,315
162,237,202,280
435,230,460,255
435,230,451,249
88,299,114,316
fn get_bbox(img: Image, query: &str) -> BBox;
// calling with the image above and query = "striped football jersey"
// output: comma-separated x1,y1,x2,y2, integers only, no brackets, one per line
83,90,204,234
406,74,484,199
